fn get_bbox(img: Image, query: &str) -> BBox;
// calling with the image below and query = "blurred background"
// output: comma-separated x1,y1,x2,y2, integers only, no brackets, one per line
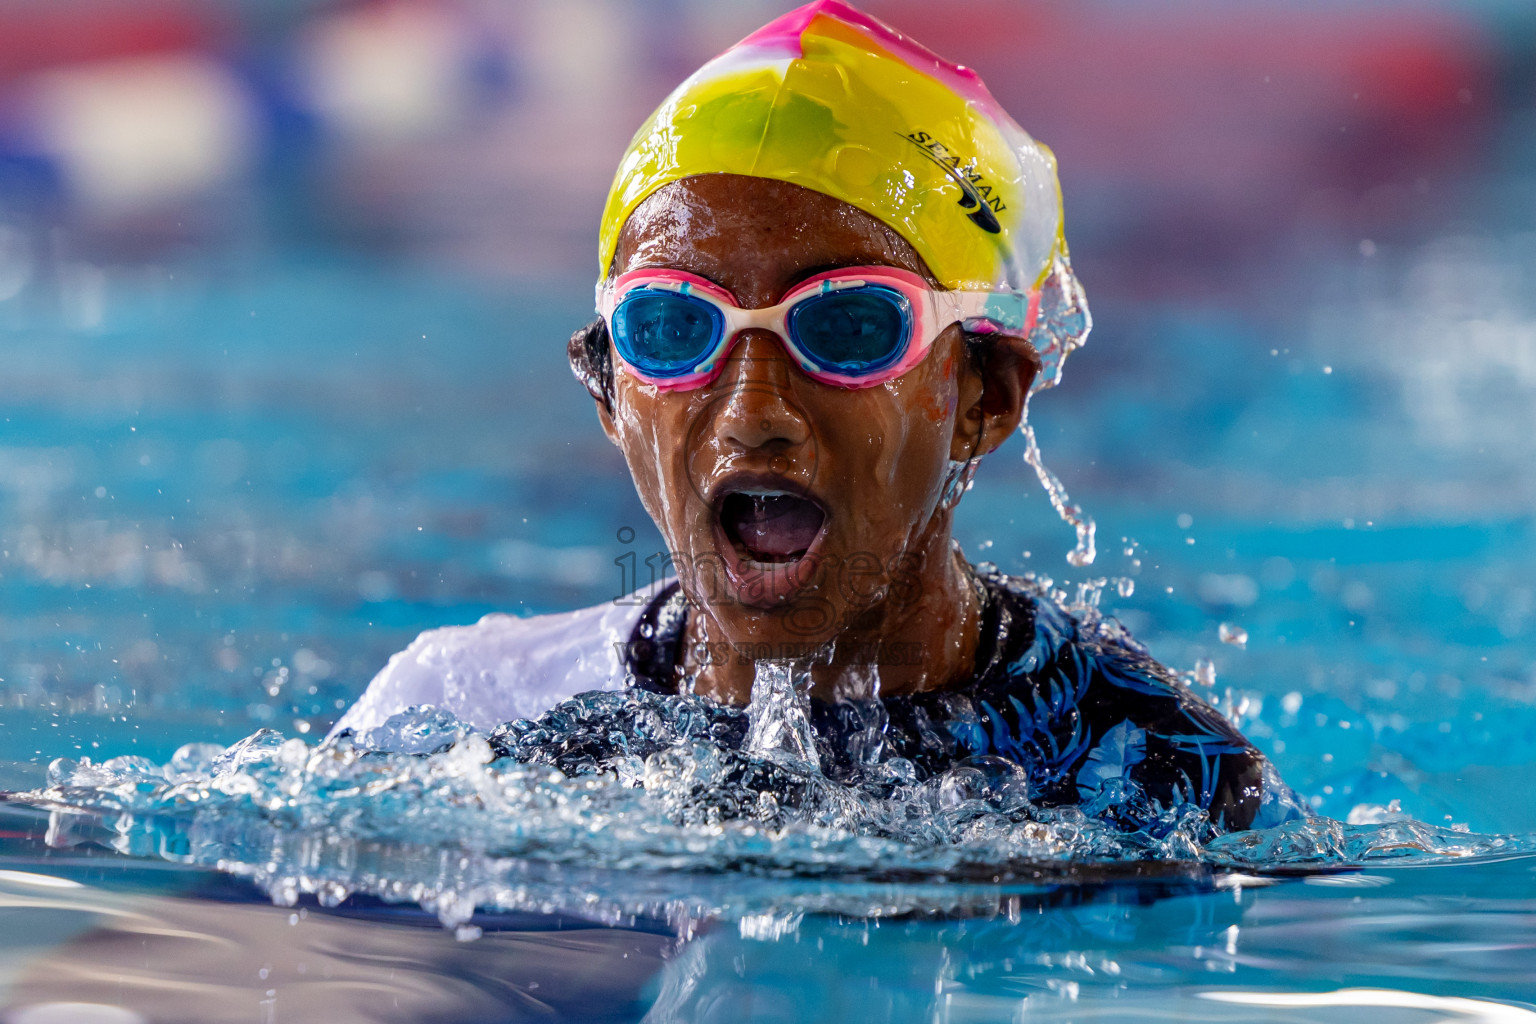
1,0,1534,832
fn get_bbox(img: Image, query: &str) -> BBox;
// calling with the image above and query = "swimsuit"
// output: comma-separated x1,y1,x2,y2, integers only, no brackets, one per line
330,571,1304,832
617,570,1304,832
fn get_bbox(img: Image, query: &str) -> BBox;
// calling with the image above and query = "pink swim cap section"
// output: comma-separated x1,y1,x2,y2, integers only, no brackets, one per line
735,0,1009,122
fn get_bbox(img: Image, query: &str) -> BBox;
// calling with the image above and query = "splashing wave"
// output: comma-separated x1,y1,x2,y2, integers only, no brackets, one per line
10,688,1532,930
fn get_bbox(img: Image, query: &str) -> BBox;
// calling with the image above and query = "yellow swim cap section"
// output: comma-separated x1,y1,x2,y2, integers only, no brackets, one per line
598,0,1067,295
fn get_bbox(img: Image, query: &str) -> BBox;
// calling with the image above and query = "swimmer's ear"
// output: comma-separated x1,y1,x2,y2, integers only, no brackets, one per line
951,330,1040,461
568,318,620,443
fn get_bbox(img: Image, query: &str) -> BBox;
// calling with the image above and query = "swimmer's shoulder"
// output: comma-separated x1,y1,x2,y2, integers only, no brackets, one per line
975,569,1163,691
971,569,1306,829
328,585,665,739
976,568,1238,738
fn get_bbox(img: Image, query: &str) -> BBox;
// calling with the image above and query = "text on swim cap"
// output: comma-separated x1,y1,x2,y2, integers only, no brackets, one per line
900,131,1006,234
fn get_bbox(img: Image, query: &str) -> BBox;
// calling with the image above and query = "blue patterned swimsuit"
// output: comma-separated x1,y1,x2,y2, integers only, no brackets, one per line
622,570,1304,832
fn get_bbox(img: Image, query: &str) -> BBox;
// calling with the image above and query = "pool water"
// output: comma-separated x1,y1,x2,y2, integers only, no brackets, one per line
2,233,1535,1017
2,793,1535,1022
6,21,1536,1018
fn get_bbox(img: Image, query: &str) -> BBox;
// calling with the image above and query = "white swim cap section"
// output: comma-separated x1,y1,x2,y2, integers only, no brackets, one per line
328,592,653,739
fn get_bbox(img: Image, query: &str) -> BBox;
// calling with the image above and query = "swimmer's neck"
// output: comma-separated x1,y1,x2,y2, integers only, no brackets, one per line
680,528,982,705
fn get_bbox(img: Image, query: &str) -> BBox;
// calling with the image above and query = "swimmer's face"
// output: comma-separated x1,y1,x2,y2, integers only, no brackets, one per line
600,175,1029,652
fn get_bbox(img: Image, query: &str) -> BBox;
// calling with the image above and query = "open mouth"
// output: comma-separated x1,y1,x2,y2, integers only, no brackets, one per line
717,489,827,565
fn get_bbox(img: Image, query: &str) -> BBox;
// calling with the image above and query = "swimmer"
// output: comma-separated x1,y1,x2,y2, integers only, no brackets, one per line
332,0,1304,831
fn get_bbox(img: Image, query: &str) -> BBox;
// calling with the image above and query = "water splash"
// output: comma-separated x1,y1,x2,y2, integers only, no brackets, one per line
12,689,1535,932
1026,252,1093,395
1020,419,1096,567
1012,257,1096,564
1203,813,1513,868
744,660,819,771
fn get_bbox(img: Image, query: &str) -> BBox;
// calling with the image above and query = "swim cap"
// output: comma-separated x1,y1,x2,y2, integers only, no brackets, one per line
598,0,1089,391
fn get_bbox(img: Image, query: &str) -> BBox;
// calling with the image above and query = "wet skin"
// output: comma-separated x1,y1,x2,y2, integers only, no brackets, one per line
595,174,1037,705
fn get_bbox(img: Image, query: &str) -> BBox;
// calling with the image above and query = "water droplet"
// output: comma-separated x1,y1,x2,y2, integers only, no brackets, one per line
317,881,350,908
1020,422,1095,567
269,879,299,907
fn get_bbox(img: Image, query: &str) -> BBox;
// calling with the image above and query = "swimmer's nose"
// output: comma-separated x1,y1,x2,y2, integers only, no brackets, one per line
716,331,810,450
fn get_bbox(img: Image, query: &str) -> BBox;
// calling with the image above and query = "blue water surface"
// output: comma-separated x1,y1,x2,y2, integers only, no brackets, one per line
2,230,1535,1017
5,18,1536,1017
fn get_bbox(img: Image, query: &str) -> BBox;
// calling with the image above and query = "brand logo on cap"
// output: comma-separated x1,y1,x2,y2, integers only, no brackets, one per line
899,131,1004,234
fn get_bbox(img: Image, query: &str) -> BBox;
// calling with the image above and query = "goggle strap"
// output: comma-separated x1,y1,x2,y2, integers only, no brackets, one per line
951,290,1036,335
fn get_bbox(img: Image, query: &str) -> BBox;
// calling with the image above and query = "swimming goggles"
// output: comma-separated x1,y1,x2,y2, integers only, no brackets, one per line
596,266,1039,391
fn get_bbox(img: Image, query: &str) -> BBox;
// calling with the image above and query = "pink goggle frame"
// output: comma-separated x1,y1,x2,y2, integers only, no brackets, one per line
595,265,1040,391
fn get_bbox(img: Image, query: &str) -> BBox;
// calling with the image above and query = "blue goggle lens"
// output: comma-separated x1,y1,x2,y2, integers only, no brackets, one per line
786,287,910,375
611,291,723,377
